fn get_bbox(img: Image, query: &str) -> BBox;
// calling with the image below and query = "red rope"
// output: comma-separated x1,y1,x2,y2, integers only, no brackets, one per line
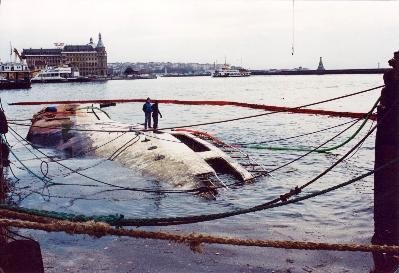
9,99,377,120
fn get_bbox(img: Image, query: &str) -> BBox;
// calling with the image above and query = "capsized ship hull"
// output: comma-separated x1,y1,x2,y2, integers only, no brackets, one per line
26,104,255,194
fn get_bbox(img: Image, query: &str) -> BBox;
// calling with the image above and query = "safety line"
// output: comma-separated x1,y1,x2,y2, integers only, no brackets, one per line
8,85,384,133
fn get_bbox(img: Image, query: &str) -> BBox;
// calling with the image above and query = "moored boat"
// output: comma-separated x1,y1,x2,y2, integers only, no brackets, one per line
31,66,90,83
0,62,31,90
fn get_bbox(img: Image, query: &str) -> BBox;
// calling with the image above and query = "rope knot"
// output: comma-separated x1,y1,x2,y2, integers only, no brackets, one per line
280,186,301,202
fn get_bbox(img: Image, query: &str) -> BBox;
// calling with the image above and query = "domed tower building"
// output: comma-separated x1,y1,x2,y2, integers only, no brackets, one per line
88,37,95,48
21,33,108,77
96,33,107,77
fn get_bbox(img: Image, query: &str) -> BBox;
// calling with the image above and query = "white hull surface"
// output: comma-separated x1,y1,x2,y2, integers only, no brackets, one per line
27,105,254,194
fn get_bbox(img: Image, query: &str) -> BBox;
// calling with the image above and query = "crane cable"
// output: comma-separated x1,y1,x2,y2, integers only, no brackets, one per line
292,0,295,55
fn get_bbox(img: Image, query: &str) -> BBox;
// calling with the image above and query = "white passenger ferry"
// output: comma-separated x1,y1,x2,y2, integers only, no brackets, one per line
212,64,251,77
32,66,89,83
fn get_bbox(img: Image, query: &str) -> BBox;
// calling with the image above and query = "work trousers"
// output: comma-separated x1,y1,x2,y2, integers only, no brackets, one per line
144,112,152,129
153,115,159,130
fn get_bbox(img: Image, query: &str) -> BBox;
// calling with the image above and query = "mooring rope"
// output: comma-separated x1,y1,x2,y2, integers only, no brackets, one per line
8,126,128,162
108,135,140,161
7,128,203,194
3,136,51,184
0,146,393,227
12,186,134,204
245,97,379,153
258,118,362,176
0,217,398,254
236,119,358,145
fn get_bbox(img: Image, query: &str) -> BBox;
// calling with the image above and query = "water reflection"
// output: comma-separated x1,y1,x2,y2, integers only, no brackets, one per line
151,180,165,211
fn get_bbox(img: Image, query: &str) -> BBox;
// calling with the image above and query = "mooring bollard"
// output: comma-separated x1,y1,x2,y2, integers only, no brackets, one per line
0,107,8,175
373,51,399,272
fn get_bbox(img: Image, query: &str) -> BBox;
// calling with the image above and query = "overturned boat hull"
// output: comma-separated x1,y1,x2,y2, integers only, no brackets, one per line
27,105,256,194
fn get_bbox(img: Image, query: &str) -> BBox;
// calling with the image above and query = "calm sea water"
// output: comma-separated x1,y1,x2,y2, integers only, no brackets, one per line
0,74,384,271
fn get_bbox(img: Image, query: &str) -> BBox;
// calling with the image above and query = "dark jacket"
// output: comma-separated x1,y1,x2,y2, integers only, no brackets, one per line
151,104,162,118
142,102,152,113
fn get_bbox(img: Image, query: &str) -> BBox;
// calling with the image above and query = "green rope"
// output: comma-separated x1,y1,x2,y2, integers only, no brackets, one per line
243,99,379,153
0,204,124,225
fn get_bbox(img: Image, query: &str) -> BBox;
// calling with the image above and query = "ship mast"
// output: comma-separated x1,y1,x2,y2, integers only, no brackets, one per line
9,42,12,62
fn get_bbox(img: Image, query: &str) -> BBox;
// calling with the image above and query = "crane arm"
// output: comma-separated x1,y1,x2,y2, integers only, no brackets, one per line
13,48,23,63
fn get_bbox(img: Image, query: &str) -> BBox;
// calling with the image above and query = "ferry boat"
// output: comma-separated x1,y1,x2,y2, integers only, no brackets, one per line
31,66,90,83
0,62,31,89
212,64,251,77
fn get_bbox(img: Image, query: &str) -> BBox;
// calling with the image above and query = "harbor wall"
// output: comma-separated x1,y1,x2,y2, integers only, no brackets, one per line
251,68,390,76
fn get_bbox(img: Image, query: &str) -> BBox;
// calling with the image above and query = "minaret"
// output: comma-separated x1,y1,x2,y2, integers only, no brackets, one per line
96,33,104,49
317,57,325,71
95,33,107,77
88,37,94,48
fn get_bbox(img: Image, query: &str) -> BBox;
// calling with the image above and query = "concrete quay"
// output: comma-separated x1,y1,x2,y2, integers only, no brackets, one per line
251,68,390,76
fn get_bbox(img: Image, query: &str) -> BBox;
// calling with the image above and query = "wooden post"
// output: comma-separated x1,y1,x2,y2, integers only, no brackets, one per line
373,51,399,272
0,106,9,249
0,107,8,175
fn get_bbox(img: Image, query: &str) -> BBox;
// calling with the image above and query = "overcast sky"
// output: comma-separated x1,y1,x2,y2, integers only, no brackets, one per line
0,0,398,69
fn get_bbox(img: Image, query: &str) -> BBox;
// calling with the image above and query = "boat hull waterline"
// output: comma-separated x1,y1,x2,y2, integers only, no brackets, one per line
26,105,255,196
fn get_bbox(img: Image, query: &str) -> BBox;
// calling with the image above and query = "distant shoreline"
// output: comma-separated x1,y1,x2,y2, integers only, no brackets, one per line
251,68,389,76
109,69,389,79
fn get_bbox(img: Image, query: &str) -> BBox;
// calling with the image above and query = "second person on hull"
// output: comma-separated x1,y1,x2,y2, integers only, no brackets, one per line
142,97,152,129
151,102,163,131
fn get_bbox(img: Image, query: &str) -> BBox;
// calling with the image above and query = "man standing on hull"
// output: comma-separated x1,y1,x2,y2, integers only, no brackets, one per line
142,97,152,129
151,102,163,131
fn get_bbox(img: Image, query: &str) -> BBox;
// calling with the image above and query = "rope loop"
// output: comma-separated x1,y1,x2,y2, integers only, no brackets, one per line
40,161,49,178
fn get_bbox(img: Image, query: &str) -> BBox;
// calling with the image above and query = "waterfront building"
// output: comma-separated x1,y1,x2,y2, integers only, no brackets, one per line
22,33,107,77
